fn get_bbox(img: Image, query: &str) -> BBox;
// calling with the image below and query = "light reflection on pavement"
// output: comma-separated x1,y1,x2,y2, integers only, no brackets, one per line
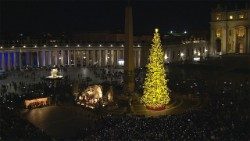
21,106,97,139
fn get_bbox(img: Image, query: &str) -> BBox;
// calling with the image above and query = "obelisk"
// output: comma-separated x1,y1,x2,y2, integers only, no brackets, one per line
124,3,135,94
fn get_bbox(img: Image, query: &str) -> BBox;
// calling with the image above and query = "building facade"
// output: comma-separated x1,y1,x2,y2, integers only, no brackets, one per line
165,40,208,63
210,8,250,55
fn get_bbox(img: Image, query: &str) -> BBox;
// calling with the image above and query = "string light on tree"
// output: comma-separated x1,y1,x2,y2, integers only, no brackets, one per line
141,28,170,111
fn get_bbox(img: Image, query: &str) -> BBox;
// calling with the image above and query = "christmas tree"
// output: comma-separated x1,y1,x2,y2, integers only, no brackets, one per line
141,28,170,110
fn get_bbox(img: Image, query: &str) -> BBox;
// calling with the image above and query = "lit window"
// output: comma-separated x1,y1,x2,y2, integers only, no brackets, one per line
197,52,201,56
216,28,222,38
229,15,233,20
118,60,124,66
239,14,244,19
164,54,168,60
180,53,184,57
237,27,245,37
216,32,221,37
193,57,200,62
216,14,221,20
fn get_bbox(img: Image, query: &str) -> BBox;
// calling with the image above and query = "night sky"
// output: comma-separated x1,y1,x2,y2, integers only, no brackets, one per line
0,0,249,38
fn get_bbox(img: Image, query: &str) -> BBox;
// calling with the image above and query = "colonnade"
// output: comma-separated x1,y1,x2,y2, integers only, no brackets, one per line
0,41,212,71
0,46,141,71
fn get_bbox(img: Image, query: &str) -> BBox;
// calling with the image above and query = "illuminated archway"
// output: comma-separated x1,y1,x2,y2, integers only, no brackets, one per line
235,26,246,53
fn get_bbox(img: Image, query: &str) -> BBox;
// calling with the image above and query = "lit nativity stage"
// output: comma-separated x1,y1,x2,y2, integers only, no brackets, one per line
76,85,114,109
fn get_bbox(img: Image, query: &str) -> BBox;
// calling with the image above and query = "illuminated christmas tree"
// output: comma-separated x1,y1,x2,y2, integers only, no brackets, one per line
141,28,170,110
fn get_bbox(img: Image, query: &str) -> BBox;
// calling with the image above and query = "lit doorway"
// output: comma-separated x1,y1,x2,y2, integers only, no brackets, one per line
216,38,221,52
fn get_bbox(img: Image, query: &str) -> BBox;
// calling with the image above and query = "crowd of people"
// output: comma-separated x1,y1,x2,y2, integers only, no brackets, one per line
0,66,126,140
0,64,249,140
92,67,123,83
83,81,249,140
82,65,250,140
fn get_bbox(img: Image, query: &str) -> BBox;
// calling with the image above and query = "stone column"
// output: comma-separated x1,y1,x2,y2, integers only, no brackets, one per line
210,27,215,55
133,50,136,67
7,52,11,70
133,49,137,68
138,49,141,67
61,50,65,66
36,51,40,67
122,50,125,60
13,52,16,69
98,50,102,67
92,50,96,65
54,50,58,66
73,50,76,67
49,50,55,66
116,50,119,66
48,51,52,66
247,26,250,53
51,51,54,66
68,50,71,66
111,50,114,66
113,50,117,67
25,52,29,67
101,50,104,66
42,50,46,66
23,52,26,67
1,52,5,71
135,50,138,68
19,52,22,70
79,50,84,67
0,52,2,69
30,52,34,67
105,50,108,66
86,50,89,66
136,50,139,67
222,26,227,54
208,25,219,56
81,51,84,67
